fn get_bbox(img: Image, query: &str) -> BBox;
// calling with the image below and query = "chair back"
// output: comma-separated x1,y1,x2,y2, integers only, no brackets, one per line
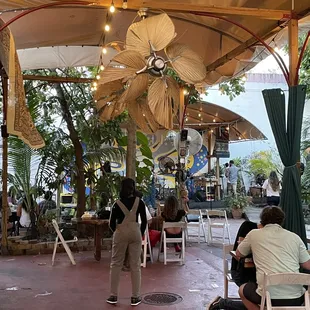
223,243,234,273
162,222,187,230
187,209,202,216
206,210,227,218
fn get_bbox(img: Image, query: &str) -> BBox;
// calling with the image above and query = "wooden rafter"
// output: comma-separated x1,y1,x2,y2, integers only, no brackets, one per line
23,74,92,83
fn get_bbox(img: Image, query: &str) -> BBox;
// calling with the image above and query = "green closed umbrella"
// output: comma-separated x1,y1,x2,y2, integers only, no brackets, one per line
262,86,307,245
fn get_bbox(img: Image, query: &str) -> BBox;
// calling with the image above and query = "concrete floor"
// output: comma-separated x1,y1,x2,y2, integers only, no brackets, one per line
0,219,245,310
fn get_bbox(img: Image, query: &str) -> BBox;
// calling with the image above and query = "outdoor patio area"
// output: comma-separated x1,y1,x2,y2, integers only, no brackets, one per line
0,218,244,310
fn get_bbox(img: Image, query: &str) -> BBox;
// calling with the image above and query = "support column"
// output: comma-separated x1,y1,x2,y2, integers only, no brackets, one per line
288,17,298,86
207,130,212,173
1,71,9,254
126,117,137,180
216,157,221,199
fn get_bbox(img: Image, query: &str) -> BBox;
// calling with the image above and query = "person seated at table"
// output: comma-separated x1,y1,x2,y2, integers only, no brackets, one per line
38,191,56,214
262,171,281,206
207,221,259,310
237,206,310,310
161,195,187,252
7,186,17,205
17,195,37,228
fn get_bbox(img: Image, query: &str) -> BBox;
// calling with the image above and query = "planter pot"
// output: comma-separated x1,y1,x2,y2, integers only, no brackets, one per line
232,208,243,219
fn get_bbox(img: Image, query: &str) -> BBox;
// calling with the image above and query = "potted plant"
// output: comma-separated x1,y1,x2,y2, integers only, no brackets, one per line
224,195,249,219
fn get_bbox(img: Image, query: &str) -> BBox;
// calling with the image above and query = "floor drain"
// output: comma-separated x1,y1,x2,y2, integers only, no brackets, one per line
142,292,183,306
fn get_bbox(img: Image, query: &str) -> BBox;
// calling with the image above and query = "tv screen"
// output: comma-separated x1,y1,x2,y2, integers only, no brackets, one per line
61,195,73,204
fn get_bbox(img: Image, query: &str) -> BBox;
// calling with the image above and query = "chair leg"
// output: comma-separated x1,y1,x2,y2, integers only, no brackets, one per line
147,233,153,263
198,223,201,244
227,225,232,244
58,233,76,266
222,226,225,244
224,277,228,299
181,232,185,265
163,234,167,265
142,241,147,268
52,236,58,266
202,222,207,243
158,232,163,262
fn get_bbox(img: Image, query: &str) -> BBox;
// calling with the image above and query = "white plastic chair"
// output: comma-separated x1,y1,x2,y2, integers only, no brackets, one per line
223,244,236,299
206,210,231,244
260,273,310,310
141,226,153,268
185,209,207,243
51,219,78,266
158,222,186,265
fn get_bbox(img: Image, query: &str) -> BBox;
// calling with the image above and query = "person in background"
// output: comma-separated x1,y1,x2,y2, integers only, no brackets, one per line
262,171,281,206
207,221,259,310
228,160,239,196
224,163,230,194
17,195,34,228
7,187,17,205
237,206,310,310
107,178,147,306
0,194,13,232
161,195,187,252
38,191,57,214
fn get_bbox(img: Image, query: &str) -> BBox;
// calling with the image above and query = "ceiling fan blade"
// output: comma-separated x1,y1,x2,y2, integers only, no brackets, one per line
119,74,148,103
96,99,126,122
148,77,179,129
165,43,206,84
128,98,159,134
126,13,175,57
95,80,123,100
99,50,146,85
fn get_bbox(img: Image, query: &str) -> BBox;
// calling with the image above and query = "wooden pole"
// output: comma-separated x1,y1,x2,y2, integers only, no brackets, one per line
207,130,212,173
126,117,137,180
288,17,299,86
1,69,9,254
216,157,221,199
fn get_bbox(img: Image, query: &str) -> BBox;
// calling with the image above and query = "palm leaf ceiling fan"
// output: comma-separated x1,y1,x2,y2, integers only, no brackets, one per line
95,13,206,132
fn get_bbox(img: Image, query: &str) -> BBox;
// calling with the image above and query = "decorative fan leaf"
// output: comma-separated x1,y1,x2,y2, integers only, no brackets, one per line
98,66,137,85
119,74,148,103
95,80,123,100
165,43,206,84
148,77,179,129
126,13,176,58
113,50,146,69
128,98,159,133
97,99,126,122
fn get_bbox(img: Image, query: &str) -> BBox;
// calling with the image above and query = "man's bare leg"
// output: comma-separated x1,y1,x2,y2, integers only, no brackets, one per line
239,284,260,310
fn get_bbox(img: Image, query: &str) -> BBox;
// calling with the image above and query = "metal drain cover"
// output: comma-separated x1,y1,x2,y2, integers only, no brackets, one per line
142,292,183,306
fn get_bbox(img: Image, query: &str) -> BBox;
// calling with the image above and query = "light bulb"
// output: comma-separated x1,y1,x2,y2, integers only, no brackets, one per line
96,74,100,80
91,87,94,91
183,89,188,95
199,123,202,126
241,75,247,82
104,24,110,32
122,0,128,9
274,46,280,53
142,113,146,117
109,3,115,13
102,47,107,54
93,82,97,87
185,117,188,122
213,119,216,122
100,65,105,71
211,129,214,133
226,126,229,131
198,113,201,117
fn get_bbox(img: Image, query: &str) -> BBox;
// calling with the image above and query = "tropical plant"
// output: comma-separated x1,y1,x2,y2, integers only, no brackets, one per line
224,194,249,211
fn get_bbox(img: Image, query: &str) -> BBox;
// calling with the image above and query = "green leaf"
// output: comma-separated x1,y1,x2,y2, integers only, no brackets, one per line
140,145,153,159
118,136,128,147
136,131,149,146
143,158,154,167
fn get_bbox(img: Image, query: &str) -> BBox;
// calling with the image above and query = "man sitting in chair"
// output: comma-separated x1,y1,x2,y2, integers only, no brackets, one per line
237,206,310,310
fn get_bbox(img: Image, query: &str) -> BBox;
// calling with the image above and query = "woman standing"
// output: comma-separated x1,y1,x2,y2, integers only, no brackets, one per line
107,178,147,306
262,171,281,206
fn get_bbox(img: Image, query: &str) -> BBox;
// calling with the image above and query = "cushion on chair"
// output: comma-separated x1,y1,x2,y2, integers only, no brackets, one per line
186,214,199,222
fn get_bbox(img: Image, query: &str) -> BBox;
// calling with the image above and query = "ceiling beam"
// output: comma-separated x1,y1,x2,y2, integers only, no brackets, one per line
23,74,92,83
95,1,291,20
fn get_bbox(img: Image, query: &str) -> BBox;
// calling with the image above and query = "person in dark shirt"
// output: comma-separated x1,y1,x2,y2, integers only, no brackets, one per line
107,178,147,307
161,195,186,252
207,221,258,310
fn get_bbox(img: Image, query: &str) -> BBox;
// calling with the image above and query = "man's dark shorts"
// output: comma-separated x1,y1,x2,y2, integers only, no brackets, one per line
243,282,304,306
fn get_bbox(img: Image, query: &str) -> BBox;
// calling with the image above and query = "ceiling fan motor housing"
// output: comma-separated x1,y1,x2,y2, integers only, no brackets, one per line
147,55,167,77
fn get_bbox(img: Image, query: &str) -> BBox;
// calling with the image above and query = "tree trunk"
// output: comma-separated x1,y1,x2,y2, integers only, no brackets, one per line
126,118,137,180
54,83,86,218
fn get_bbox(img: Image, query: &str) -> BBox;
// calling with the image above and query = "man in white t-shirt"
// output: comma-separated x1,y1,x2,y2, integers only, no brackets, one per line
237,206,310,310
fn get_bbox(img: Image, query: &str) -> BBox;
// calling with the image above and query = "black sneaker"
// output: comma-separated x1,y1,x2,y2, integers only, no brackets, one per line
106,296,118,305
131,297,142,306
207,296,222,310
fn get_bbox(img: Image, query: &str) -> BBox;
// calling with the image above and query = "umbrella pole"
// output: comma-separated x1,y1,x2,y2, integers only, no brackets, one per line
1,67,9,255
126,117,136,181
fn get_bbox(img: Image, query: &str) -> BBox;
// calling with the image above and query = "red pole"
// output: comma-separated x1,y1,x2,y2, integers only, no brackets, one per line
295,31,310,85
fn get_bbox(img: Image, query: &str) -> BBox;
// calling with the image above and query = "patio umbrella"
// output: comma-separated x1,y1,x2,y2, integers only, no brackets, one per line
262,86,307,245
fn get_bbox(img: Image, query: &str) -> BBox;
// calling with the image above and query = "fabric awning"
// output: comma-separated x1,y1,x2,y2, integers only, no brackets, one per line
0,1,309,84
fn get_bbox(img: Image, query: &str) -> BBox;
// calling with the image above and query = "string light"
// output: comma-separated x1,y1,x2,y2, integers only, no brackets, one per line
109,1,115,13
102,47,107,54
226,126,229,131
104,24,110,32
96,74,100,80
199,123,202,126
122,0,128,9
91,87,94,91
198,113,201,117
183,89,188,95
100,64,105,71
241,74,247,82
185,117,188,122
211,129,214,133
93,82,97,87
238,136,242,140
213,118,216,122
143,113,146,117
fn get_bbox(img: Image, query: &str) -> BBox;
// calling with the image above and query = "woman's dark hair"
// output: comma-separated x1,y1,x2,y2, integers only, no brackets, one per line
268,171,280,192
44,191,53,201
260,206,285,227
233,221,257,251
120,178,135,199
22,195,35,211
162,195,179,220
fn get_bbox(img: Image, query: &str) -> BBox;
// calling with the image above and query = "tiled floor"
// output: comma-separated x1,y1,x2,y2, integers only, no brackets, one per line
0,218,245,310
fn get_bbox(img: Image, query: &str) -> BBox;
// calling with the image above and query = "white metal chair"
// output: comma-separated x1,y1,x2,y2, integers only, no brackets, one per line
223,243,236,299
185,209,207,243
206,210,231,244
158,222,186,265
141,226,153,268
51,219,78,266
260,273,310,310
